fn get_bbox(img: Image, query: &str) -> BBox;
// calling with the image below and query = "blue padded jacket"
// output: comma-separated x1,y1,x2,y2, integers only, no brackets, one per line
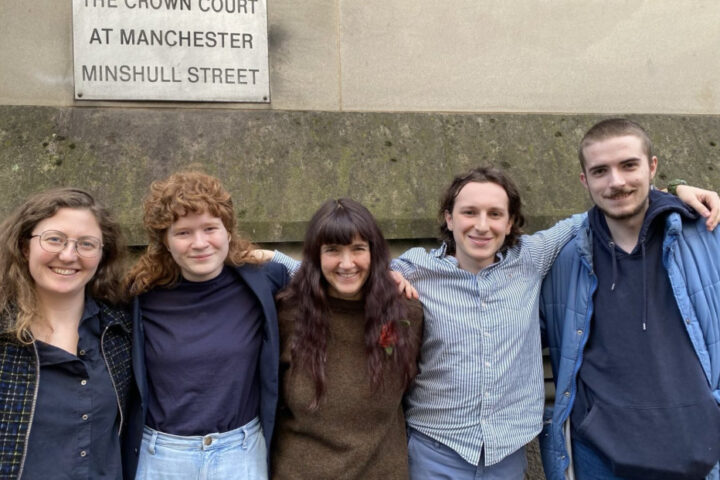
539,212,720,480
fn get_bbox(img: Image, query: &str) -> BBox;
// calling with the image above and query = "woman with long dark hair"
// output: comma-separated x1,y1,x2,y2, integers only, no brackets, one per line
0,188,131,480
271,198,423,479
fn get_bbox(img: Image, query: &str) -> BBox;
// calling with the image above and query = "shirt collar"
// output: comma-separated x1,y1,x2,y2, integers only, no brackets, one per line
82,295,100,323
433,242,449,258
432,242,506,273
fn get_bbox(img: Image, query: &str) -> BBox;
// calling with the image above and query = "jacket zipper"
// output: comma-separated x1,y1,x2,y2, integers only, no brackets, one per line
559,259,597,472
101,323,124,435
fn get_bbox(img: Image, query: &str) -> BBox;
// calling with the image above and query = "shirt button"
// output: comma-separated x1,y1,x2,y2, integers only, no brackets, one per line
80,450,87,457
483,331,491,338
82,414,89,421
481,302,487,308
80,379,87,386
685,318,691,324
564,391,570,397
577,329,583,335
484,362,491,367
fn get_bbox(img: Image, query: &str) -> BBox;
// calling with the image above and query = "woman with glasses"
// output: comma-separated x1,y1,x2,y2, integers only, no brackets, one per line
124,171,288,479
0,188,131,480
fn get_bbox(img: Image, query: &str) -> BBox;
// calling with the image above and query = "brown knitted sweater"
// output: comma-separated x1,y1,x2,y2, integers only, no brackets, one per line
271,296,423,480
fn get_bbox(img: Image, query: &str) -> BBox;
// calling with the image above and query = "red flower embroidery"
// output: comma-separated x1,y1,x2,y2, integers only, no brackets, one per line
379,322,398,356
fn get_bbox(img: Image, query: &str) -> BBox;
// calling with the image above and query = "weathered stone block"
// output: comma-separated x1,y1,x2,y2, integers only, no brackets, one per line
1,106,719,247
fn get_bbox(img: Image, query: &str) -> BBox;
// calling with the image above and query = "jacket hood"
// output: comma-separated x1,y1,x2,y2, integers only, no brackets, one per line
589,189,696,252
587,189,697,331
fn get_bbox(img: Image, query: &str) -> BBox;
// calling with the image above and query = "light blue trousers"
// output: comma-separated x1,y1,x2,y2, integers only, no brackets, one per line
407,428,526,480
135,417,267,480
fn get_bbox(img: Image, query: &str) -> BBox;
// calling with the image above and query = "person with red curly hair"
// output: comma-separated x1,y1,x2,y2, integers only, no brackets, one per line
124,171,288,479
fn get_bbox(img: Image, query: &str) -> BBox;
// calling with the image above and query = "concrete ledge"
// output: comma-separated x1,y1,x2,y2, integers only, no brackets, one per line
1,106,719,245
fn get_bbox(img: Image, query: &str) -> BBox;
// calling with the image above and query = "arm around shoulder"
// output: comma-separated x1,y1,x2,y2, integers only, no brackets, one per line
391,248,427,280
272,250,301,276
526,212,587,275
263,261,290,292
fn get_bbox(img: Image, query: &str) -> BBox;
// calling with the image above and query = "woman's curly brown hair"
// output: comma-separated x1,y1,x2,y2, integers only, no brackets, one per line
0,188,127,342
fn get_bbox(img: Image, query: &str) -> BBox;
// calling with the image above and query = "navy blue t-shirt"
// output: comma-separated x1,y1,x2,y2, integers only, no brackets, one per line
141,266,263,435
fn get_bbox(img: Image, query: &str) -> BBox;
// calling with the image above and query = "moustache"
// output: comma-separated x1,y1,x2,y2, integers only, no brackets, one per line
605,189,634,199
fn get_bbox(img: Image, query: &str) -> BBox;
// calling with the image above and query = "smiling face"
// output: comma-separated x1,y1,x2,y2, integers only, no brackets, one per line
166,211,230,282
445,181,513,274
320,235,371,300
580,134,657,223
27,208,103,303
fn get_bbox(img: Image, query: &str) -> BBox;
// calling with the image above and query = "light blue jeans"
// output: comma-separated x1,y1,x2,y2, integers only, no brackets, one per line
407,427,526,480
135,417,267,480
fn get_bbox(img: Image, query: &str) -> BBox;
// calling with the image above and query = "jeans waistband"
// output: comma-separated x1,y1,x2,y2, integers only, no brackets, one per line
143,417,261,452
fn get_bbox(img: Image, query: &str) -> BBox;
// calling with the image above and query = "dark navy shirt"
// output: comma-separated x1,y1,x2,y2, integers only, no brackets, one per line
141,266,263,436
23,298,122,480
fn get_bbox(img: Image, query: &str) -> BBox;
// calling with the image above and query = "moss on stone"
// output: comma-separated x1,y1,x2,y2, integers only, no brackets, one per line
1,106,719,245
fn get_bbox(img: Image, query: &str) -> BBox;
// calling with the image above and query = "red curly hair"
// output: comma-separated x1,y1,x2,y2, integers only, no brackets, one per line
126,171,258,295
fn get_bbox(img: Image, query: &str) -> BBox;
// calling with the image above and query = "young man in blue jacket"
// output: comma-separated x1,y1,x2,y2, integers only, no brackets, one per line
540,118,720,480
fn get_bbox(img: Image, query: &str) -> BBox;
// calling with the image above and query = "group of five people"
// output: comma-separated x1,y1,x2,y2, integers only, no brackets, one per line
0,118,719,479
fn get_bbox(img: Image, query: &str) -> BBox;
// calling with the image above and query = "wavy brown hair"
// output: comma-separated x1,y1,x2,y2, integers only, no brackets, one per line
277,198,419,409
126,171,258,295
438,166,526,255
0,188,127,342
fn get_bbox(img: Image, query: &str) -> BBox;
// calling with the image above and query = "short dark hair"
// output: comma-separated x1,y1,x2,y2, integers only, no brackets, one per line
438,166,525,254
579,118,653,170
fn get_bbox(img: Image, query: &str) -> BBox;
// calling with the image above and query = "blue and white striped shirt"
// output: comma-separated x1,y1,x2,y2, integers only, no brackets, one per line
391,214,584,466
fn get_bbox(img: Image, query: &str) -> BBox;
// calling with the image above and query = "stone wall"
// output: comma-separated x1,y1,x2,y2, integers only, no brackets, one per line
2,106,719,244
4,2,720,115
3,2,720,478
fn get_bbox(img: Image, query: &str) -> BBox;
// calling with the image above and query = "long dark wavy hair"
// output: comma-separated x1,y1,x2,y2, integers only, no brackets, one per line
277,198,418,409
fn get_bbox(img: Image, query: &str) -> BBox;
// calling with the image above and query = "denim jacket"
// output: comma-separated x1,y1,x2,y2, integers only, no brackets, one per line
539,213,720,480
